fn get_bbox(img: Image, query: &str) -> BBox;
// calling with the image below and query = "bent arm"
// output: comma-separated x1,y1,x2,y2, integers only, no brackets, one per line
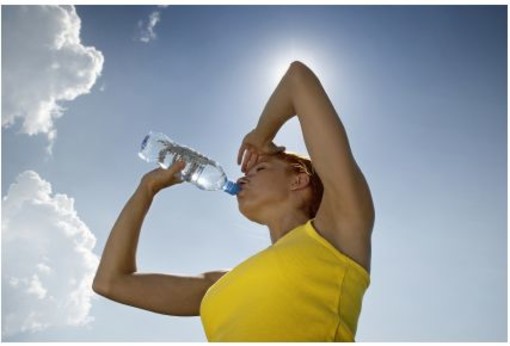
93,163,226,316
241,61,374,267
249,62,373,220
288,62,374,227
93,182,151,283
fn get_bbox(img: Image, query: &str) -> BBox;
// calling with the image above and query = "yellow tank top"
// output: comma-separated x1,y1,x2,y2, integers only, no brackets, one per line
200,220,370,341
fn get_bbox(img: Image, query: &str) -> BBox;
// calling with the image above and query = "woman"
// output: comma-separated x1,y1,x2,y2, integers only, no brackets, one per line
93,61,375,341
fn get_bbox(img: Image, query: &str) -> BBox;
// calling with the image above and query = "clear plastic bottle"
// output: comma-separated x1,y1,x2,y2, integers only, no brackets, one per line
138,132,239,195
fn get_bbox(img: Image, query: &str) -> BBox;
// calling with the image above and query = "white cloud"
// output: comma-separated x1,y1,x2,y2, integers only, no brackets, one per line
2,5,104,144
2,171,99,338
136,6,167,43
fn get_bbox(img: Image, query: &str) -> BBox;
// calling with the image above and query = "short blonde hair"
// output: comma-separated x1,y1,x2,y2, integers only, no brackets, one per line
274,152,324,218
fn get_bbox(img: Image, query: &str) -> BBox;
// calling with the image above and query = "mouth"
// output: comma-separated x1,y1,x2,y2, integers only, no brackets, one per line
235,178,249,198
237,177,249,189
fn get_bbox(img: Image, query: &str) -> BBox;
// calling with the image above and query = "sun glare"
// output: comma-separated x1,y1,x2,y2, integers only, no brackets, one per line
268,45,329,89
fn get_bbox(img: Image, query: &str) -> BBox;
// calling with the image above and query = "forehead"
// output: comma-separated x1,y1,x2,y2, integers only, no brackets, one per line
257,155,289,168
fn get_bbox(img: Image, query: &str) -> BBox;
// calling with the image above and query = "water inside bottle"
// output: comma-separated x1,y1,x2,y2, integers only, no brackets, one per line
139,132,239,194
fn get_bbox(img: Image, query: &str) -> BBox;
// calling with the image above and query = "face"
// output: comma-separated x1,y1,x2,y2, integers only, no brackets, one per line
236,156,294,223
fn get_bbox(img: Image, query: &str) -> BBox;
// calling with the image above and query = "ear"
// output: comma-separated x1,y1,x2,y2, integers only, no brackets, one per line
290,173,310,191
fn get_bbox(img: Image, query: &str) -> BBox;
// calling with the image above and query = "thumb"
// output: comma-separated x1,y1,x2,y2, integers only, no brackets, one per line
166,159,186,180
168,159,186,173
268,143,285,154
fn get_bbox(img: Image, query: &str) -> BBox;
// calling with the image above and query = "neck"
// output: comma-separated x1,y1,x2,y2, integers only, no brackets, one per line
266,210,310,244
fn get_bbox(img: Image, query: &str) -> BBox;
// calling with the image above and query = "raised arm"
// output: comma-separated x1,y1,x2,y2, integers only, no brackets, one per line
92,161,226,316
238,61,374,270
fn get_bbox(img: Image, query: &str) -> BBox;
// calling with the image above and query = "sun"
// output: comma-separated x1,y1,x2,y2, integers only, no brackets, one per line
267,43,329,89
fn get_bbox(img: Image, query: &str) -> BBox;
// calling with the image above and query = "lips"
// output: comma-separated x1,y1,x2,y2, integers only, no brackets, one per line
237,177,249,188
236,177,249,198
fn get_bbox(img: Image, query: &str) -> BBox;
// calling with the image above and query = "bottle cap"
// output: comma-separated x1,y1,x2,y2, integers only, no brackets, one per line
223,181,240,196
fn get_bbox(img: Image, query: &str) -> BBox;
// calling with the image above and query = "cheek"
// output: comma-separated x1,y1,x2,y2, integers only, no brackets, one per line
252,173,289,196
238,177,289,219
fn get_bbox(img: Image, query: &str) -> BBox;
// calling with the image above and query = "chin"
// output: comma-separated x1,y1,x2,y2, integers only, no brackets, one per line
237,199,264,225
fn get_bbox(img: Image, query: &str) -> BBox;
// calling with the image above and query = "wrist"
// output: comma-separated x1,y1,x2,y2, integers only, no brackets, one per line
254,117,281,142
138,177,158,200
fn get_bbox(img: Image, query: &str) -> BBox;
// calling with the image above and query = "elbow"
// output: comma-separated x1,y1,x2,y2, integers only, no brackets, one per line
92,263,134,299
92,273,114,298
289,60,306,69
92,270,132,300
286,60,316,87
288,60,311,76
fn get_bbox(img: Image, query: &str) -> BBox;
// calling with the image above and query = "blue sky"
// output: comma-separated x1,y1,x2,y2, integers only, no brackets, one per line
2,4,507,342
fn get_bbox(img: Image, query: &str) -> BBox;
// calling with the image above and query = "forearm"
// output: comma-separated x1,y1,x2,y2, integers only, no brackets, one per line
256,61,327,138
94,182,153,284
237,62,325,171
93,163,184,292
255,63,298,141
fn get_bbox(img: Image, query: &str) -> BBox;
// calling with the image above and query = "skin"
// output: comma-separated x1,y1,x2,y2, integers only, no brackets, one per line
236,155,313,244
92,61,374,318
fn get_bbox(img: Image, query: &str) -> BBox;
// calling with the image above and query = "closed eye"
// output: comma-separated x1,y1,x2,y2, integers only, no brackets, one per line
248,163,268,175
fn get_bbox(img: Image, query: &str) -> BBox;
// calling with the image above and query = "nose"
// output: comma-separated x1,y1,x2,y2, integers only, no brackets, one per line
243,166,258,178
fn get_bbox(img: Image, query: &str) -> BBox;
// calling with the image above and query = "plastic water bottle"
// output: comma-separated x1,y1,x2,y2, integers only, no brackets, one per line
138,132,239,195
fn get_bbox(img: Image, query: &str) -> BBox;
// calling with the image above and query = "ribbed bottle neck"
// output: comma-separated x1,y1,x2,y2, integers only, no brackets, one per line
223,180,239,195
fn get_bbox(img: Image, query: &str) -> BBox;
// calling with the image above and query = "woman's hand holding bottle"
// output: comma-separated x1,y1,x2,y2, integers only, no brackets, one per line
140,160,186,196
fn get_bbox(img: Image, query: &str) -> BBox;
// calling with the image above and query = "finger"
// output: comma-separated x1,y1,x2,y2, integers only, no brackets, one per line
169,159,186,172
237,144,246,165
241,149,253,173
167,160,186,181
172,160,187,183
244,152,258,173
267,143,285,155
276,145,286,153
243,151,258,173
